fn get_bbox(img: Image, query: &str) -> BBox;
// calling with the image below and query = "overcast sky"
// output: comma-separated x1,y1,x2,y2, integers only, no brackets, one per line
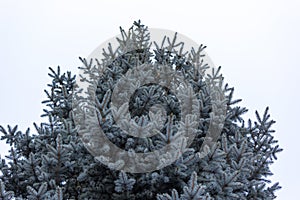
0,0,299,199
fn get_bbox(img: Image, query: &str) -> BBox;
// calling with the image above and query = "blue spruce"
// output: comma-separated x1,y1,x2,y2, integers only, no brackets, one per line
0,21,282,199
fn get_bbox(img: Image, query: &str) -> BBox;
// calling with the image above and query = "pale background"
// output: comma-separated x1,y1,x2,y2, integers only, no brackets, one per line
0,0,299,199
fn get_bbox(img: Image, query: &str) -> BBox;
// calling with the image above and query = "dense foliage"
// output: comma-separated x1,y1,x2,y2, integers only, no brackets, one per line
0,21,282,200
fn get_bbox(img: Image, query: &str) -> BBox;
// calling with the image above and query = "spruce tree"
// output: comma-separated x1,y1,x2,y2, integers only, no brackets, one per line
0,21,282,199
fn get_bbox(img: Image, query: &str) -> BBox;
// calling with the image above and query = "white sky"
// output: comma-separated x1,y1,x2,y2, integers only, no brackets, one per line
0,0,299,199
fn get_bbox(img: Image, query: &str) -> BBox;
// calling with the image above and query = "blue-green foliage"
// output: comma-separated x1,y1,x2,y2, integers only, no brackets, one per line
157,171,212,200
0,179,14,200
0,21,282,199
